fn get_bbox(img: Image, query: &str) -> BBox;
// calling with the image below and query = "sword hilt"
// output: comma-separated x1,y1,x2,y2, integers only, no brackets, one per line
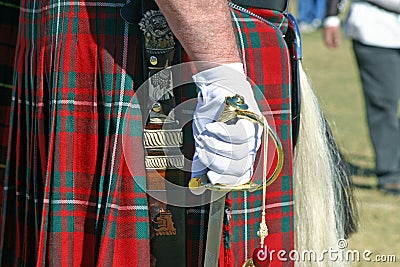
218,94,263,125
189,94,284,192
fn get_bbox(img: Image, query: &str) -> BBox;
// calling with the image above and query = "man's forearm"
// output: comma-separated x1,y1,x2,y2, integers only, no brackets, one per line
155,0,241,64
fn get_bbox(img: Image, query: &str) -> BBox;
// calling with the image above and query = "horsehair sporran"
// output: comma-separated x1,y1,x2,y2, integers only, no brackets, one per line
294,61,358,266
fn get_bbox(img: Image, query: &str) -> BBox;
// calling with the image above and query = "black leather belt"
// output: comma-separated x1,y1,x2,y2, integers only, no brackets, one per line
230,0,288,12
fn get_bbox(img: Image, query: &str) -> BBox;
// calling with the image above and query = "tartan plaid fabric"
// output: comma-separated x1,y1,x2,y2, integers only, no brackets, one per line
226,8,294,266
186,8,294,267
0,0,19,201
1,1,150,266
0,1,294,266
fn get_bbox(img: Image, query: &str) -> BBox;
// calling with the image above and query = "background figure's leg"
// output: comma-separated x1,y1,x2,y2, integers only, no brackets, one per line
297,0,313,25
352,40,400,187
312,0,326,28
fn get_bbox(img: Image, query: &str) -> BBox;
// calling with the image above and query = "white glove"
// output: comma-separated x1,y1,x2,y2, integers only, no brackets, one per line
191,63,263,186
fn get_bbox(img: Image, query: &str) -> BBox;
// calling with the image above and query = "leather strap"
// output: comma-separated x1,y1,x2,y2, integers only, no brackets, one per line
230,0,288,12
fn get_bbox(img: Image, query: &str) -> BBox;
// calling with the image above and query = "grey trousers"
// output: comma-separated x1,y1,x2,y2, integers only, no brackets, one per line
352,40,400,185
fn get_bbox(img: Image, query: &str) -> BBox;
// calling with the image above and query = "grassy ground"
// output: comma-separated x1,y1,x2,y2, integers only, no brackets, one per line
300,29,400,266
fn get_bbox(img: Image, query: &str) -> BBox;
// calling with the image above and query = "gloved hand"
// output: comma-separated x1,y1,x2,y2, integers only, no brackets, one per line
191,63,263,186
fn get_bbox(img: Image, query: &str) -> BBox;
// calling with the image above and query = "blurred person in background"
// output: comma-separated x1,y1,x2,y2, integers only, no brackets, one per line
323,0,400,194
298,0,327,32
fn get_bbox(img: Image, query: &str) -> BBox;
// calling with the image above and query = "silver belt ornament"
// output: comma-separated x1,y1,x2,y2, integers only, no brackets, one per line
139,9,183,171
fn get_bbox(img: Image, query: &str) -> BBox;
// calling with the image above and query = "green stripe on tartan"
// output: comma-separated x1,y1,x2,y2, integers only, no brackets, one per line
270,10,288,30
242,18,257,29
282,84,289,108
66,113,74,132
62,17,69,34
58,72,64,88
52,216,63,233
282,216,291,233
136,222,149,239
72,4,79,35
110,216,117,239
104,74,116,95
66,196,74,211
66,172,74,191
281,175,291,192
249,32,261,48
68,72,76,88
281,122,289,141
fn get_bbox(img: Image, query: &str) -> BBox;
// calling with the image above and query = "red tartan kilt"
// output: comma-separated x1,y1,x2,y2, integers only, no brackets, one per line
2,1,150,266
228,8,295,267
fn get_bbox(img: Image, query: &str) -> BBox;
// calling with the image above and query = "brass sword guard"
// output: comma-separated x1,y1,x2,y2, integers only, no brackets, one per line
189,94,284,192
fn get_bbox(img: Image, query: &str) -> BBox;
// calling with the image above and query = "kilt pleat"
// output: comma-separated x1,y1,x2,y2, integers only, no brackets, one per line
1,2,293,266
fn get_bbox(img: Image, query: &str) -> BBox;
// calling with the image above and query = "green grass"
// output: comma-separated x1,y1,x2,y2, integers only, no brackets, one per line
300,29,400,266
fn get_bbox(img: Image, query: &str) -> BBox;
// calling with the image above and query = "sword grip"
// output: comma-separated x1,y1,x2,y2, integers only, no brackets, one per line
219,94,284,186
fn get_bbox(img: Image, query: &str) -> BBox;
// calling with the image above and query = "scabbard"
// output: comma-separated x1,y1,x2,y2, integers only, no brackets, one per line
145,125,187,267
122,1,187,266
139,0,187,267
